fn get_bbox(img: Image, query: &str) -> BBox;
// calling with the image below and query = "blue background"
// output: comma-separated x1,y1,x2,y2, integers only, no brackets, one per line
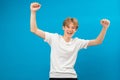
0,0,120,80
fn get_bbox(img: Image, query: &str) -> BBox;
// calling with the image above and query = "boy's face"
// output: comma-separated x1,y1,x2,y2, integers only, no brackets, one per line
63,22,76,38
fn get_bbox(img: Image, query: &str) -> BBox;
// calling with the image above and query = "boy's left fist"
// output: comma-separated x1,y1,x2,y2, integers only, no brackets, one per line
100,19,110,28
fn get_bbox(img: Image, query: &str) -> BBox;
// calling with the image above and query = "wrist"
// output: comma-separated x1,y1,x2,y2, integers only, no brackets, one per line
31,11,36,14
102,27,108,30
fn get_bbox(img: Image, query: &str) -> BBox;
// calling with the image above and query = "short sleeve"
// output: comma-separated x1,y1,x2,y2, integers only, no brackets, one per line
44,32,59,45
77,38,90,49
44,32,54,45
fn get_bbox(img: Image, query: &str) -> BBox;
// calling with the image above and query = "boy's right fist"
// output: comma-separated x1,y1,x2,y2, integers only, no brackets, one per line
30,2,41,12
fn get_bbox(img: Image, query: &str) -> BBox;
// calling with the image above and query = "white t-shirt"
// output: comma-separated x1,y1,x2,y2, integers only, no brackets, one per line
44,32,89,78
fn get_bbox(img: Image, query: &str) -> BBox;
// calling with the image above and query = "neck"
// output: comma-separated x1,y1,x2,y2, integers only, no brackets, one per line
62,35,71,42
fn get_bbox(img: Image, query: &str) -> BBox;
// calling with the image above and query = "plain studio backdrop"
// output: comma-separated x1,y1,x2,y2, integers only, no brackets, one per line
0,0,120,80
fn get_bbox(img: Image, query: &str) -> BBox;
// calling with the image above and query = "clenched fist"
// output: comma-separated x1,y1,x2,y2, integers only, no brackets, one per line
30,2,41,12
100,19,110,29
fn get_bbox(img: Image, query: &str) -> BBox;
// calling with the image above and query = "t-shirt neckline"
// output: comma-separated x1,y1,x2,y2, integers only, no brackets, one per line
60,36,73,44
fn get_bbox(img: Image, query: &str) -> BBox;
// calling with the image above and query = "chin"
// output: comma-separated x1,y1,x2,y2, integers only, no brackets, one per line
67,35,73,38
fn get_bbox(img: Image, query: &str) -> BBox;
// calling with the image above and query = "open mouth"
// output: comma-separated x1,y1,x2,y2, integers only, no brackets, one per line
67,32,73,35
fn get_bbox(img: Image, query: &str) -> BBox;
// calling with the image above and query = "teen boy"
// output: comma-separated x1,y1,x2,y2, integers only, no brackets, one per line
30,2,110,80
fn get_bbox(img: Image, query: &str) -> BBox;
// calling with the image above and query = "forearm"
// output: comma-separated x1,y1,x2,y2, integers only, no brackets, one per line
30,11,38,32
96,27,108,44
88,19,110,46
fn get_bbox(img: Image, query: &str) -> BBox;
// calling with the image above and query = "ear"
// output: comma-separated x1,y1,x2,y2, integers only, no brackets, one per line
62,26,65,30
75,29,77,32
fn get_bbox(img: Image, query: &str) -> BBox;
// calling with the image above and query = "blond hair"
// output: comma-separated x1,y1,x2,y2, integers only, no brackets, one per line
63,17,79,29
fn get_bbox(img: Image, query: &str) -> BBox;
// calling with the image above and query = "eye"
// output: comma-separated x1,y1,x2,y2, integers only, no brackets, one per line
72,27,75,29
67,26,70,28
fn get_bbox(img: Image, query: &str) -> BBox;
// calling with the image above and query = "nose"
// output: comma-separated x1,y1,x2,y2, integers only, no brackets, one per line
68,27,73,32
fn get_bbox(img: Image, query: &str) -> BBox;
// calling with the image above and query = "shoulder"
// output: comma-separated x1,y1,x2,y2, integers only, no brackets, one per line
44,32,60,44
73,37,83,41
45,31,60,38
73,37,89,43
45,31,58,36
73,37,90,49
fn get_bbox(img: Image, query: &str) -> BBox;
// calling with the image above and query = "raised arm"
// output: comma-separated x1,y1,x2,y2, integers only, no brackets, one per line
88,19,110,46
30,2,45,39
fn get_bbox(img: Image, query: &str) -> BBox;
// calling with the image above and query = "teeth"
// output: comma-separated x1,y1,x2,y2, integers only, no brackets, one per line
67,32,72,34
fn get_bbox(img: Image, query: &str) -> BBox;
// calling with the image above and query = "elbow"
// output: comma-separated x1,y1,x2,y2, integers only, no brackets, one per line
30,28,37,33
96,40,103,45
30,29,35,33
